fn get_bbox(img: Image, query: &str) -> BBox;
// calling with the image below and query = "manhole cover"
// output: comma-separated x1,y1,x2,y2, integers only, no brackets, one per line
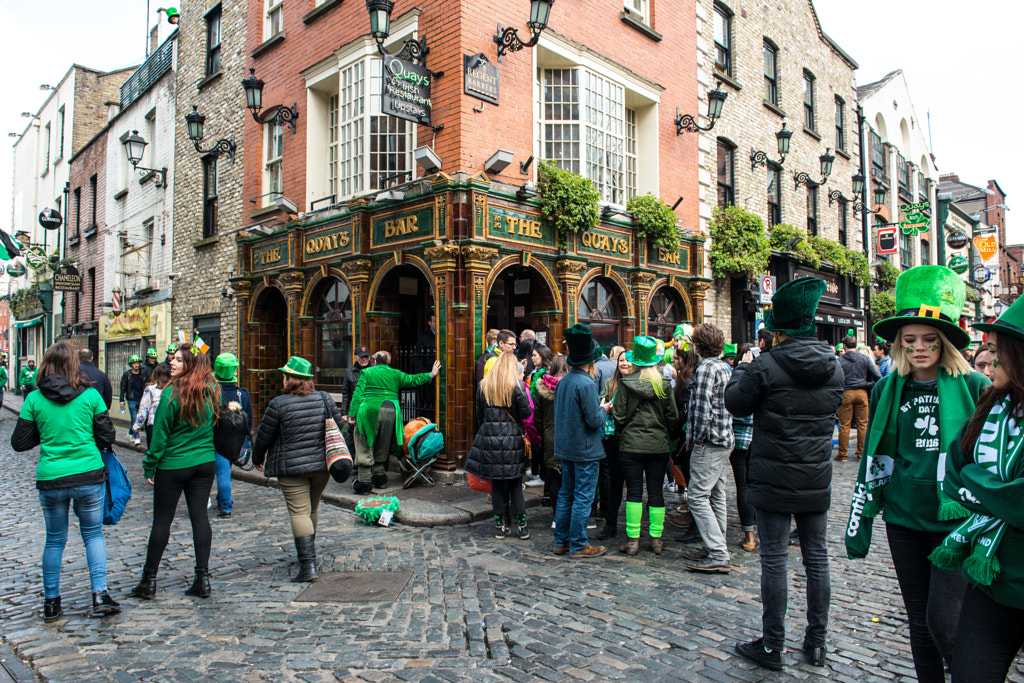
293,571,413,603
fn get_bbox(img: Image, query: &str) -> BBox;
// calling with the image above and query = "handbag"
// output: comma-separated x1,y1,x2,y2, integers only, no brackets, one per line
467,471,492,493
322,393,353,483
101,449,131,525
503,406,532,461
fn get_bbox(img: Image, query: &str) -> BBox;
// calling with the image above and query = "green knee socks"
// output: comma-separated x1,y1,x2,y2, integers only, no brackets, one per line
649,506,665,539
625,501,643,539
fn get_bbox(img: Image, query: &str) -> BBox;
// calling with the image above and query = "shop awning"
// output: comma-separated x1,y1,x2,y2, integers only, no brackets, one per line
13,315,44,329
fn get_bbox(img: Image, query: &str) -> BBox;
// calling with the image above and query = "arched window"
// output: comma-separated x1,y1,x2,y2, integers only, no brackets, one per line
578,278,622,350
314,278,352,385
648,287,688,340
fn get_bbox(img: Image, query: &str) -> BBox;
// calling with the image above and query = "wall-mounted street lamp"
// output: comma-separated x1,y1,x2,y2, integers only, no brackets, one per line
366,0,432,67
123,130,168,187
675,82,728,134
794,148,835,189
184,106,236,162
854,180,887,216
750,123,792,170
494,0,555,62
241,69,299,133
829,173,863,206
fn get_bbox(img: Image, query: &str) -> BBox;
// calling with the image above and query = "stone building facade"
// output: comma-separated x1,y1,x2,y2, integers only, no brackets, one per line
171,0,250,358
695,0,861,344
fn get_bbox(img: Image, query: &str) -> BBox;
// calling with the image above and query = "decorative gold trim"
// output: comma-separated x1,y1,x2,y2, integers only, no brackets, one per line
461,245,499,263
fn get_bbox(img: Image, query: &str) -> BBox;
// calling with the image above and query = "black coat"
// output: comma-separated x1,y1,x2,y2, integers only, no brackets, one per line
80,361,113,410
253,391,343,478
724,337,844,513
465,383,532,480
340,363,365,415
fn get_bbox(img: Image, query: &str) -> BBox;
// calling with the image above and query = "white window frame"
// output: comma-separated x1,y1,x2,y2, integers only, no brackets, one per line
42,122,51,176
265,0,283,39
264,123,283,207
624,0,648,24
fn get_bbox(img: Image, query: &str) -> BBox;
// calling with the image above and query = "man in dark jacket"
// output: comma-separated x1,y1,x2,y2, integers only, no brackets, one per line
340,346,372,417
118,355,146,428
725,277,844,671
836,336,880,461
78,348,113,410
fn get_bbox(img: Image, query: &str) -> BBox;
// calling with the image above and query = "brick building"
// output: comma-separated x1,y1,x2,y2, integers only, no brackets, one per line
233,0,704,465
695,0,861,345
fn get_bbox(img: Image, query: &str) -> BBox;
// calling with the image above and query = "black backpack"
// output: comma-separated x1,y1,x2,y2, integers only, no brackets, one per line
213,387,250,465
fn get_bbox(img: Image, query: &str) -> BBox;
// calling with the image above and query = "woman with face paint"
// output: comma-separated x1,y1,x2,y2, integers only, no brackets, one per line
844,266,991,682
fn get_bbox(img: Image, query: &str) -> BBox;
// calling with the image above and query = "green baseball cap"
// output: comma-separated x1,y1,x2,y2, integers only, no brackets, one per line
279,356,314,378
213,353,240,382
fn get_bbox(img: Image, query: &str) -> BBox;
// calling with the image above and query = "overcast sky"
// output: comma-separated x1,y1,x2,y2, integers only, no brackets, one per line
2,0,1021,241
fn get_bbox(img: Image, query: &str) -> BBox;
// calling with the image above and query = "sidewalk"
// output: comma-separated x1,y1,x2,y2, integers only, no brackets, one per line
1,392,539,527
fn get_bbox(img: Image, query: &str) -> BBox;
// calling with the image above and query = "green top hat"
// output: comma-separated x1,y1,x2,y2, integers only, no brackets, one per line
166,343,177,354
764,277,826,338
129,354,141,363
565,323,602,367
873,265,970,349
672,323,693,339
146,348,158,358
722,343,737,358
626,336,660,367
213,353,240,382
973,295,1024,344
279,356,314,378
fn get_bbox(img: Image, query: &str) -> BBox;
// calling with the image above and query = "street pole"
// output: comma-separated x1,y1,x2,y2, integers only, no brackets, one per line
856,104,871,334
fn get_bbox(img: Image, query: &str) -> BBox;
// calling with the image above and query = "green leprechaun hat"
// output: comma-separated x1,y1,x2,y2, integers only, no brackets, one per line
722,343,738,359
279,355,314,378
214,353,240,382
973,294,1024,343
764,277,826,338
626,336,660,367
565,323,603,366
873,265,970,349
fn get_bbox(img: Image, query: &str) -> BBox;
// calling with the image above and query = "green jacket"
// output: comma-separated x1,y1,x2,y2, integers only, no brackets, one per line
19,366,37,387
0,367,7,388
349,365,431,448
611,372,680,454
143,388,216,479
868,370,990,534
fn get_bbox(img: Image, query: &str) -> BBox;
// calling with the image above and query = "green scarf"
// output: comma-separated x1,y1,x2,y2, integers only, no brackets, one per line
930,398,1024,585
845,370,973,558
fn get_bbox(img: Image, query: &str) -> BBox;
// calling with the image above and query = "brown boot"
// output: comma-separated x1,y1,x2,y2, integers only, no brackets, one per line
650,538,663,555
619,538,639,555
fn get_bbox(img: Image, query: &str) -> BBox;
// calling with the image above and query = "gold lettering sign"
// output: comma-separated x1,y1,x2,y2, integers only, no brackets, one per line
576,226,632,263
384,215,419,238
580,231,630,254
303,228,352,261
253,247,282,266
492,213,543,239
656,247,681,265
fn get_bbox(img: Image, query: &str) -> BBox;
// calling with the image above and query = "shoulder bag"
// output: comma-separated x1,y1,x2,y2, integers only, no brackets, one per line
323,393,353,482
214,387,250,465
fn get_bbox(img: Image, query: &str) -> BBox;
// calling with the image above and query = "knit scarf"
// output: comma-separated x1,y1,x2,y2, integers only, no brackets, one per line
930,398,1024,585
845,370,973,558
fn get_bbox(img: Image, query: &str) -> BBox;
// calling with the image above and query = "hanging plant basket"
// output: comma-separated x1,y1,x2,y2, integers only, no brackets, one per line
354,496,401,525
537,160,600,250
627,193,680,251
708,206,770,279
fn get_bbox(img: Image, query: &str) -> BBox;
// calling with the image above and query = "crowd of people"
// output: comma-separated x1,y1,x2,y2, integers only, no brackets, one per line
8,263,1024,681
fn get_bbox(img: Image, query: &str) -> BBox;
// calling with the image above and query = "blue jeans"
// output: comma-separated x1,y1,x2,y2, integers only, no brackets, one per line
755,508,830,651
127,400,140,427
214,453,233,513
39,483,107,599
553,460,601,552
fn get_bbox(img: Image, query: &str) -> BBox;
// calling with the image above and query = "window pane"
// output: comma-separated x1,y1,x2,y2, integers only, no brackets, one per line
714,6,730,74
803,73,815,130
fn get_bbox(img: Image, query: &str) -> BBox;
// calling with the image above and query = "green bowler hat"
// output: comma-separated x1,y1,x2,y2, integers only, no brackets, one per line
764,277,826,338
626,336,660,367
279,356,314,378
873,265,970,349
722,343,737,358
213,353,240,382
973,295,1024,344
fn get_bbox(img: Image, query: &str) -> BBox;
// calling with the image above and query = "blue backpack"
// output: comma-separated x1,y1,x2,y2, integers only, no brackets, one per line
408,423,444,464
101,450,132,525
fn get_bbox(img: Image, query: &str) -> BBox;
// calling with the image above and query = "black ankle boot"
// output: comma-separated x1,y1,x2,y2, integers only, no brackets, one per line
595,523,618,540
90,591,122,617
371,473,389,489
43,597,62,623
130,567,158,600
291,535,318,583
353,480,373,495
185,567,211,598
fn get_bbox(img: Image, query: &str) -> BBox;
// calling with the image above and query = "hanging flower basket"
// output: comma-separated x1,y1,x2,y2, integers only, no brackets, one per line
354,496,401,525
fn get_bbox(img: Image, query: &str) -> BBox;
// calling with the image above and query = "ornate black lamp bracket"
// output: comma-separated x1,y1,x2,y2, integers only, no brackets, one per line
252,105,299,134
750,149,786,171
494,24,542,62
192,137,236,163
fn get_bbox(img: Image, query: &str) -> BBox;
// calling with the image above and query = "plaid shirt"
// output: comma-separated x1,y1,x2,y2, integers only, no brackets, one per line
688,357,735,450
733,414,754,450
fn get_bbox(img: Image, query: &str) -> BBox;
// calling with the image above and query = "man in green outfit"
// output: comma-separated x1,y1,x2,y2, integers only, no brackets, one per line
19,359,37,397
348,350,440,494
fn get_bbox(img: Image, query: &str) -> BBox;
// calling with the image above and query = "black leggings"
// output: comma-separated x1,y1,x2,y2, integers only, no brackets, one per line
598,438,624,524
491,477,525,522
144,462,216,572
729,448,756,529
619,451,669,507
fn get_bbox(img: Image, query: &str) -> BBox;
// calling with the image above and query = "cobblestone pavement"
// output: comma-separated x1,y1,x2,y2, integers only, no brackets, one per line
1,416,1022,683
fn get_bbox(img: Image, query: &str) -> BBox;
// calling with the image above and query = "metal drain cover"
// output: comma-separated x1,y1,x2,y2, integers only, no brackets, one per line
293,571,413,603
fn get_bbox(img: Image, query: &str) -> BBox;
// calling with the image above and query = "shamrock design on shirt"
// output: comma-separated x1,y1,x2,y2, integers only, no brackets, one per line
914,414,939,437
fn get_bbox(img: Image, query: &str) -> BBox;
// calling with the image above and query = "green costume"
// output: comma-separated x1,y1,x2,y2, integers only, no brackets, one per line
19,366,37,388
21,386,107,483
0,366,8,388
349,365,432,448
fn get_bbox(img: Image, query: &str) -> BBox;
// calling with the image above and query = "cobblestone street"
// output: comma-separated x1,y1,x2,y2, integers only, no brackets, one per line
1,414,1022,683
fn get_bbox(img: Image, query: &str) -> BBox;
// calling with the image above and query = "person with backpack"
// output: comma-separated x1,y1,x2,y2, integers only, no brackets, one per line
11,341,118,622
252,356,347,582
131,363,171,448
210,354,252,519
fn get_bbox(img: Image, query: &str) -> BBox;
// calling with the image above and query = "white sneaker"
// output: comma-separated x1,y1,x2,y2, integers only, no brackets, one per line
525,476,544,488
551,521,557,529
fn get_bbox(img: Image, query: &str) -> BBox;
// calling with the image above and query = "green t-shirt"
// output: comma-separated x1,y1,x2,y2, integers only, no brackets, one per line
19,367,37,387
143,389,216,479
21,386,106,482
0,367,8,388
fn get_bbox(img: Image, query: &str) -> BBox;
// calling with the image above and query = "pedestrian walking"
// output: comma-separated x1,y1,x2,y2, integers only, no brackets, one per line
78,348,112,409
727,343,757,553
936,299,1024,683
872,339,893,378
12,342,119,622
348,350,440,493
252,356,346,583
475,329,500,385
466,351,534,539
845,266,990,682
131,364,171,448
0,360,7,420
669,339,700,535
612,336,680,555
212,353,252,518
132,344,220,601
552,324,609,559
142,348,159,383
19,359,37,396
525,343,554,487
118,355,146,428
595,346,628,540
533,354,567,512
726,277,843,670
836,335,881,461
682,323,734,574
483,330,516,379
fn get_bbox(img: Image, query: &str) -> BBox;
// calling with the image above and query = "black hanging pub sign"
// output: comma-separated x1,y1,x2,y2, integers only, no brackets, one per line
382,55,432,126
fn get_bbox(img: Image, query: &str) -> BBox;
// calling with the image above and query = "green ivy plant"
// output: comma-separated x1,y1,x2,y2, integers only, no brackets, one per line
869,290,896,319
876,261,900,290
627,193,680,250
766,224,871,287
708,206,770,279
537,161,599,250
965,288,982,304
769,224,821,268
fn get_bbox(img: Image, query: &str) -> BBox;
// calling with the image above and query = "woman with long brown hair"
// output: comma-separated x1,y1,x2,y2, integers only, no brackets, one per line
132,344,220,600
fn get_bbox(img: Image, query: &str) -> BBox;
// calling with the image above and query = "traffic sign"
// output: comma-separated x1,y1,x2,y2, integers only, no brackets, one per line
877,227,898,255
759,275,776,304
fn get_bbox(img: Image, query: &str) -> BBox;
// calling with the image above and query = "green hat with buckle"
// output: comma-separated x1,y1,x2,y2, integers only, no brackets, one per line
764,277,826,338
279,355,314,378
129,354,141,363
873,265,970,349
565,323,603,366
166,343,177,354
213,353,240,382
147,347,158,358
973,294,1024,344
626,336,660,367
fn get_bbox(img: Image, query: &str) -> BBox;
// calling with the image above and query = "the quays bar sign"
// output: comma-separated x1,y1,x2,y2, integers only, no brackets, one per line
647,241,691,273
251,239,289,272
487,206,555,248
574,226,632,264
303,224,353,263
371,204,434,249
383,56,432,125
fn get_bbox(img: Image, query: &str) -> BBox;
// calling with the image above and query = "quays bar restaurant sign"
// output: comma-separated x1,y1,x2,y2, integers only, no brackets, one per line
303,224,353,262
383,56,432,125
486,205,554,248
574,226,632,264
371,204,435,248
251,239,289,272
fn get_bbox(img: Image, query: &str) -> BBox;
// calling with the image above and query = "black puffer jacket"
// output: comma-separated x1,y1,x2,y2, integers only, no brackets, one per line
340,363,365,415
724,337,844,513
253,391,343,478
465,382,532,480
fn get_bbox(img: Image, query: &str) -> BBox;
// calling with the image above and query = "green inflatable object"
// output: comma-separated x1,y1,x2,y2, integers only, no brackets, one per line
354,496,400,525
